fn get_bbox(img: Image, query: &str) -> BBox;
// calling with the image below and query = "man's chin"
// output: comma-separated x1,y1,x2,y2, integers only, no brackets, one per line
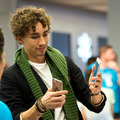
39,53,45,56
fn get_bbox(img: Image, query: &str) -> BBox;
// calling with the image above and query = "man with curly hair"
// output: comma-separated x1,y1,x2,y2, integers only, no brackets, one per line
0,6,106,120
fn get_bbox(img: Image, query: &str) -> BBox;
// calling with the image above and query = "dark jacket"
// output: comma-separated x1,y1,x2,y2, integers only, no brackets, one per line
0,56,106,120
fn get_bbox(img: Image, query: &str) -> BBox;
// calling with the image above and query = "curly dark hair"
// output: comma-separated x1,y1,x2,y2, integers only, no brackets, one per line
9,6,51,38
0,28,4,60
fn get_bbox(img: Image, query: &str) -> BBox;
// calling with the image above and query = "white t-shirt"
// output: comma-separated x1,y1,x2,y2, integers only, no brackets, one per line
29,60,66,120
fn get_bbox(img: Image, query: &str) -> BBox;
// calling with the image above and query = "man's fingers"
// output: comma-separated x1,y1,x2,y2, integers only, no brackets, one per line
97,72,102,77
52,90,68,97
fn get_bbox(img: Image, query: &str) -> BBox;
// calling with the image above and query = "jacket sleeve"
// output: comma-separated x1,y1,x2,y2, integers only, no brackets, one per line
0,64,29,120
65,56,106,113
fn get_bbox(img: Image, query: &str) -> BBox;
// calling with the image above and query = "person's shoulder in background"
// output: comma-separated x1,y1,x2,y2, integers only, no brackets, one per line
0,101,13,120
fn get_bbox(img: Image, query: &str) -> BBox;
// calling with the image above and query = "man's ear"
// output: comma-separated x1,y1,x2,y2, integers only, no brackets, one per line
16,36,23,44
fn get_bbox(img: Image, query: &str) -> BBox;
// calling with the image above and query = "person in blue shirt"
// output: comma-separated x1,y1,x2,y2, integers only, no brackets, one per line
0,101,13,120
101,68,120,115
0,28,13,120
99,45,120,119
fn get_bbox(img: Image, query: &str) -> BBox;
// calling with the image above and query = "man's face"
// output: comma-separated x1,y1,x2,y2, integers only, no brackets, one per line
18,22,49,63
104,48,115,61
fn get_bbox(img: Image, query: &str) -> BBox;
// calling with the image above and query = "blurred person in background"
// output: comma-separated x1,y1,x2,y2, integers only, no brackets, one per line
0,28,13,120
99,45,116,69
99,45,120,120
106,52,120,86
0,6,106,120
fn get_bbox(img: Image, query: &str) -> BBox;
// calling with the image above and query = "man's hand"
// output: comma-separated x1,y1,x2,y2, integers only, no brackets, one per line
89,65,102,94
41,88,68,110
88,65,103,105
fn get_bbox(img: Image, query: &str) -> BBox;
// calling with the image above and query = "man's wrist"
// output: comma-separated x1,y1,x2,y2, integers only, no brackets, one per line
90,93,104,107
90,91,101,96
38,97,46,111
35,97,46,115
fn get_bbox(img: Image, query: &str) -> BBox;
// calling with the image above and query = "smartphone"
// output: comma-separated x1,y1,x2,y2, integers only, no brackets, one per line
91,58,101,87
52,78,63,92
93,57,101,77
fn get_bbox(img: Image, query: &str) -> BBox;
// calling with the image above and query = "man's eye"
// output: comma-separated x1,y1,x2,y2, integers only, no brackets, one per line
43,33,48,37
31,36,40,39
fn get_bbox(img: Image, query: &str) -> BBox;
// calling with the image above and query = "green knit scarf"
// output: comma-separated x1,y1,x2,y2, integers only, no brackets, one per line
14,46,79,120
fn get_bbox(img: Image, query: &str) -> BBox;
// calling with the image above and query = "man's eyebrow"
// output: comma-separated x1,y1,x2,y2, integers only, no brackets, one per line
30,33,40,36
30,30,49,36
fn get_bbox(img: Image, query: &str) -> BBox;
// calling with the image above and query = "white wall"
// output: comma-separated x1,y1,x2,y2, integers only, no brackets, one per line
0,1,108,72
0,0,19,66
0,12,16,65
108,0,120,65
46,6,107,72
